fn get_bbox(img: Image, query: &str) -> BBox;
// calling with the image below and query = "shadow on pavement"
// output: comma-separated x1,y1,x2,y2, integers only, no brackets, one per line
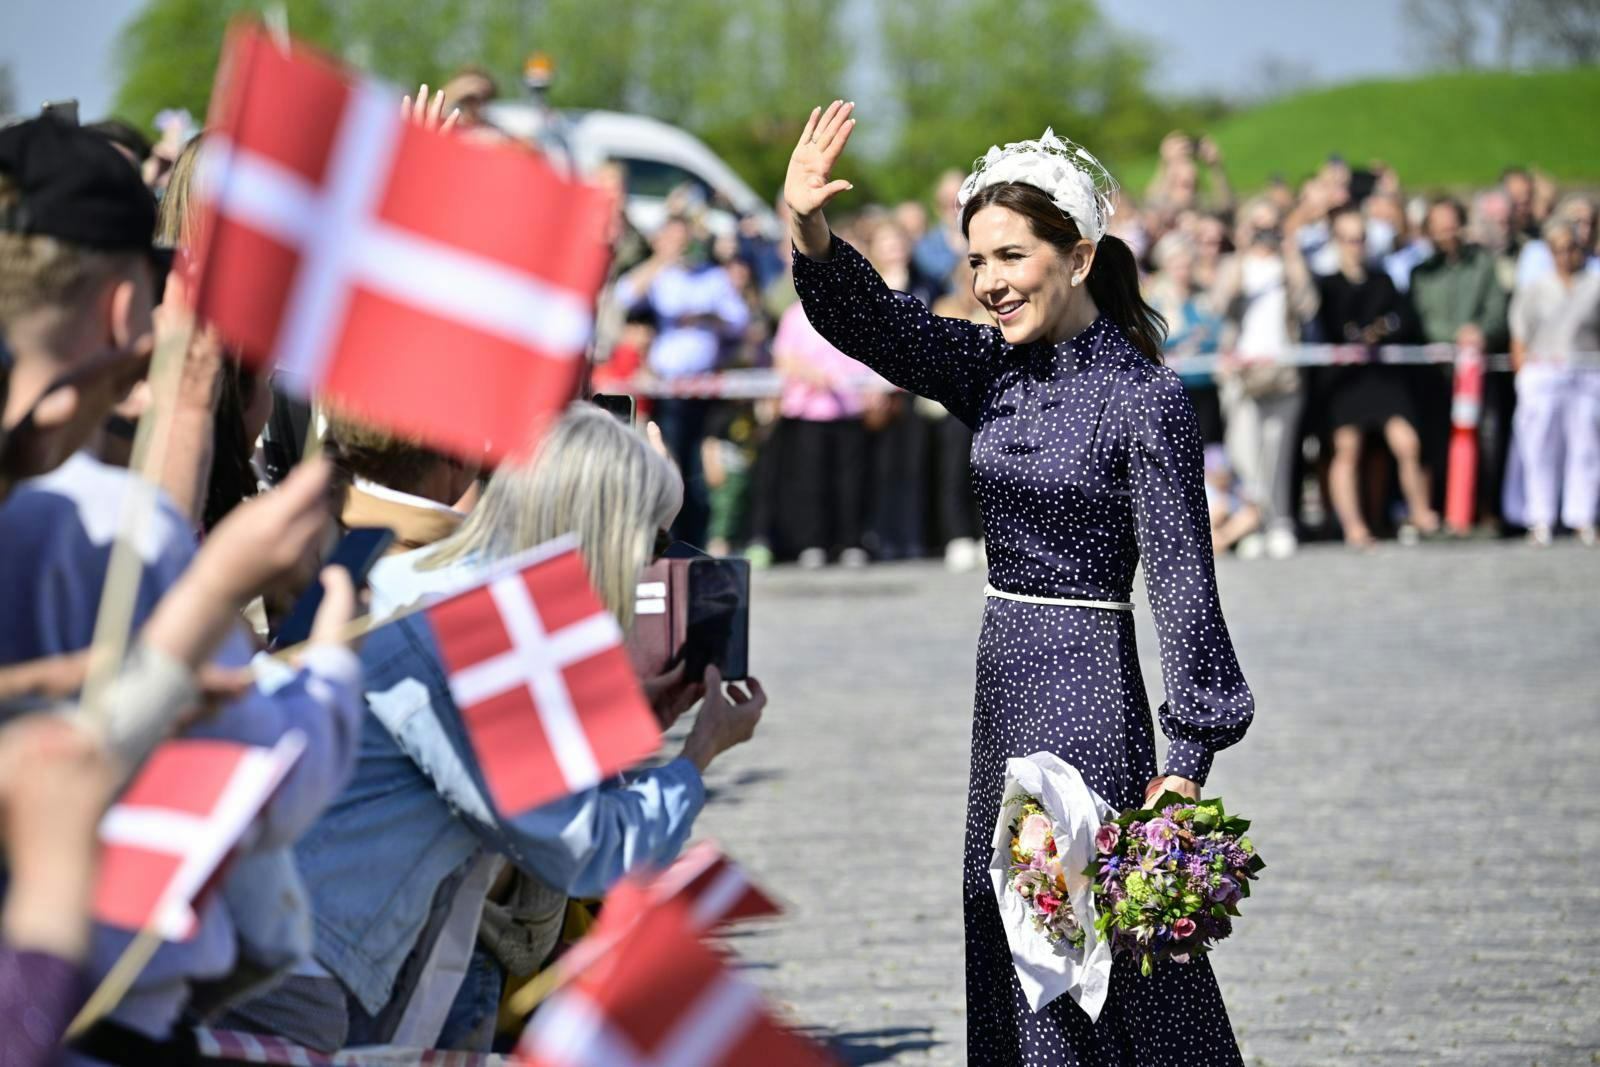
797,1024,940,1064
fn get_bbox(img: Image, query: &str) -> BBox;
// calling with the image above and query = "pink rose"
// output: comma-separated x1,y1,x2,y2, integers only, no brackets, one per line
1095,824,1121,854
1017,813,1053,855
1172,917,1196,939
1170,952,1191,964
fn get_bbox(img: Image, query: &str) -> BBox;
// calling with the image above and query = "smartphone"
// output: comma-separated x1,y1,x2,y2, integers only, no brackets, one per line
40,99,79,126
269,527,395,649
682,557,750,682
590,393,635,425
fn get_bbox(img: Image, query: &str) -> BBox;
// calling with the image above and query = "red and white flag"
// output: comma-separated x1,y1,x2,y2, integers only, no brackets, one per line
92,732,306,940
560,843,781,982
190,23,614,461
428,537,660,817
518,904,836,1067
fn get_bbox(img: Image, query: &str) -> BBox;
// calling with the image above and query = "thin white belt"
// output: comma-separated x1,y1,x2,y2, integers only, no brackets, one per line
984,584,1135,611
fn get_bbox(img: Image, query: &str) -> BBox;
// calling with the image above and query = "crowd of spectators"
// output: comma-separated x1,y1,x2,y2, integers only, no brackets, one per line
0,65,1596,1066
596,131,1600,560
0,97,766,1064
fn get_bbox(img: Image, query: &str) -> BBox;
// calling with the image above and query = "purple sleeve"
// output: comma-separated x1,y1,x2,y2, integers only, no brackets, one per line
0,944,87,1067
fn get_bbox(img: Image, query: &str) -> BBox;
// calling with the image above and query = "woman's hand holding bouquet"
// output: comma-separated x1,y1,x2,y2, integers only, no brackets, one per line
1086,790,1264,977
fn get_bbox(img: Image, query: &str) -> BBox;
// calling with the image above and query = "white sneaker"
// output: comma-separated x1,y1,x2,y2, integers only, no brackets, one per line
1265,526,1298,560
1578,526,1598,547
797,546,827,569
944,537,979,573
1527,524,1554,547
839,547,870,569
1235,533,1266,560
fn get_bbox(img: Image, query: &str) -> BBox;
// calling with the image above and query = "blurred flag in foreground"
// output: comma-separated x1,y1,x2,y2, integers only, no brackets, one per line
190,22,614,461
426,537,660,817
518,903,837,1067
92,732,305,939
559,842,781,982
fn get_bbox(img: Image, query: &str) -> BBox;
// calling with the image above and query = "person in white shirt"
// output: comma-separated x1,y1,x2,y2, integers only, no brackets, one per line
1506,216,1600,545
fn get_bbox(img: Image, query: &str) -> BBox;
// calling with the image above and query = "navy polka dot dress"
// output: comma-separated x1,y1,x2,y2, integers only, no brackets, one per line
795,236,1255,1065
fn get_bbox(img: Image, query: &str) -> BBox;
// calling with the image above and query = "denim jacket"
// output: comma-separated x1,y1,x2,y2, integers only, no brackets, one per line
293,550,706,1017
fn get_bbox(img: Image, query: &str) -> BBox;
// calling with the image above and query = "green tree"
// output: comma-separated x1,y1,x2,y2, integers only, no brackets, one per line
113,0,341,128
871,0,1183,203
111,0,846,202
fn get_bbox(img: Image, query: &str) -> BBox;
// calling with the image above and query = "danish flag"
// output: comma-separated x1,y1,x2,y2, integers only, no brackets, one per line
559,843,781,983
428,537,661,817
189,23,614,461
518,903,837,1067
92,732,305,940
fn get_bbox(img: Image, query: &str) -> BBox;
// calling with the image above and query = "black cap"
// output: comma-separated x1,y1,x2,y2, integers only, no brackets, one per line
0,117,159,255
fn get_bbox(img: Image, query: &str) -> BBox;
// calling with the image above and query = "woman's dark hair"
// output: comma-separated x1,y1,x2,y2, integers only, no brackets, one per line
202,361,261,532
960,182,1167,361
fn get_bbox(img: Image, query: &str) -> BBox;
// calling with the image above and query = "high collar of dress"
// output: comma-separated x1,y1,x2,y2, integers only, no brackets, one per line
1015,314,1111,376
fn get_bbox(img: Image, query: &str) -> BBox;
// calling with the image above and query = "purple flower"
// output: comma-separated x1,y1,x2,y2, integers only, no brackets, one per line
1185,855,1212,880
1208,876,1240,905
1143,818,1179,848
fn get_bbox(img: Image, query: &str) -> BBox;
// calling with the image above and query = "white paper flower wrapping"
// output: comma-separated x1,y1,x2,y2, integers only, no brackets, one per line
957,128,1118,245
988,751,1116,1018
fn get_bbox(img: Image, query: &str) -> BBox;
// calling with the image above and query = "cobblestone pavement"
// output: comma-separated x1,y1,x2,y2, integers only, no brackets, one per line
690,540,1600,1066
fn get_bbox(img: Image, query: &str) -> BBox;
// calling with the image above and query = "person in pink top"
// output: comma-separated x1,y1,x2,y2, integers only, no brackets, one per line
773,301,879,567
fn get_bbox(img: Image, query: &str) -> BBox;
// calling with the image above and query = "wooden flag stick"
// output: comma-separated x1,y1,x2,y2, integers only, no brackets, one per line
262,590,433,667
64,925,164,1039
300,400,324,463
79,318,195,728
505,959,572,1018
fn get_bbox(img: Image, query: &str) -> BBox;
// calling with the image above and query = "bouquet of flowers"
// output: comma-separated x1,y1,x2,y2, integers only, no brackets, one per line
988,753,1114,1017
1086,790,1264,977
1005,794,1087,950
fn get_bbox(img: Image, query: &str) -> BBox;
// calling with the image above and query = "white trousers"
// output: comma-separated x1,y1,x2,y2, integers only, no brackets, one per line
1220,381,1304,529
1507,365,1600,530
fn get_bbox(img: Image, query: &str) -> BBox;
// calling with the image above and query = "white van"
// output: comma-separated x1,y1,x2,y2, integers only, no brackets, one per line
487,103,779,240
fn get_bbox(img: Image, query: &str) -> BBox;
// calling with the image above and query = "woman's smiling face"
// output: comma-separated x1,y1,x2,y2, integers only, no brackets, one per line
965,204,1088,346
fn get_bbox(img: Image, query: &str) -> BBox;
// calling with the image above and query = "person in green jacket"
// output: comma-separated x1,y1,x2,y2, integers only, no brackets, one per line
1408,197,1514,528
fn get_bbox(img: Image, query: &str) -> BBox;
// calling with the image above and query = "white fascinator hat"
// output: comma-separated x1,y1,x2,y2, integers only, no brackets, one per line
957,128,1120,246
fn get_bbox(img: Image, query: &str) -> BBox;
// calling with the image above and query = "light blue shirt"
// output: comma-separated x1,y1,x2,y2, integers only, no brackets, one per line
618,262,750,378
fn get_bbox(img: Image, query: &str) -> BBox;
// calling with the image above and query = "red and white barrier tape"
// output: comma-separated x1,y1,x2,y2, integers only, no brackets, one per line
618,346,1600,400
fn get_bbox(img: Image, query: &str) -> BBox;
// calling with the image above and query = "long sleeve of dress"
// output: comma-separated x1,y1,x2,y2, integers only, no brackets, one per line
792,235,999,427
1121,368,1254,785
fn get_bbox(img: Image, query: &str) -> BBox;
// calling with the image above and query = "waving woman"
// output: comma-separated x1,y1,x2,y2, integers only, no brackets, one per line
786,102,1255,1064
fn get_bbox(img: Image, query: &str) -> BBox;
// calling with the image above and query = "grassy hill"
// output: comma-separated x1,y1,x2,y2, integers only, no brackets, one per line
1119,68,1600,197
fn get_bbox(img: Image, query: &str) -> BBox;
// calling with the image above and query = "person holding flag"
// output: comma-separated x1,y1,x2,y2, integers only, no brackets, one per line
232,406,767,1053
0,115,369,1054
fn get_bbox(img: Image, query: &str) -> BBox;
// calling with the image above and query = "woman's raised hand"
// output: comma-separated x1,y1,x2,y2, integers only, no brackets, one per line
785,101,856,226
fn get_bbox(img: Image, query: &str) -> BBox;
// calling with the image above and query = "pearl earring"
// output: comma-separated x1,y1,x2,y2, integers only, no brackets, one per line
1071,276,1081,287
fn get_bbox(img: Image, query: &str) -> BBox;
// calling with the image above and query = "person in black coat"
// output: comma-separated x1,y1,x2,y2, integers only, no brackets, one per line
1291,205,1440,546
